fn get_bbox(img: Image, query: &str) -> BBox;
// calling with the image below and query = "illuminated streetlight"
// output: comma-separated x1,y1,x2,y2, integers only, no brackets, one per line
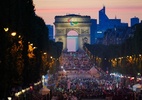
4,27,9,32
50,56,52,59
11,32,16,36
18,35,21,38
43,52,47,55
30,43,33,46
22,89,25,93
33,46,36,48
7,97,12,100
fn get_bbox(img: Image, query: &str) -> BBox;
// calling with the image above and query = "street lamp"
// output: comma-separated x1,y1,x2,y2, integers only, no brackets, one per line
50,56,52,59
4,27,9,32
11,32,16,36
7,97,12,100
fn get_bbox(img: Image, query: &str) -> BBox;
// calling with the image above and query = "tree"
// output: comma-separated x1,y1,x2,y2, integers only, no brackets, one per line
0,0,49,98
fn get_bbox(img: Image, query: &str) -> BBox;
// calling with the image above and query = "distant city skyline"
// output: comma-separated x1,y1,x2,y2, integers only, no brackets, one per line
33,0,142,26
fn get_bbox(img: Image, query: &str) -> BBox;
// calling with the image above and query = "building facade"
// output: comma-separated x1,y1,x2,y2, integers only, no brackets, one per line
54,14,91,52
131,16,139,27
46,25,54,40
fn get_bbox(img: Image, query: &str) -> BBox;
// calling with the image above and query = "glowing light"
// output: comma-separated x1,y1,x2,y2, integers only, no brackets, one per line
4,28,9,32
15,91,22,97
137,78,141,81
42,75,45,79
22,89,25,93
43,52,47,55
11,32,16,36
131,77,134,80
18,35,21,38
97,31,102,33
137,73,141,75
30,43,33,46
7,97,12,100
25,88,30,91
33,47,37,49
61,66,63,69
34,81,41,86
30,86,33,90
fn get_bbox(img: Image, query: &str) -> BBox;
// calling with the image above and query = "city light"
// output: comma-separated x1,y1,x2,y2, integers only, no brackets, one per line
50,56,53,59
43,52,47,55
4,28,9,32
11,32,16,36
7,97,12,100
30,43,33,46
33,47,37,49
61,66,63,69
18,35,21,38
14,81,41,97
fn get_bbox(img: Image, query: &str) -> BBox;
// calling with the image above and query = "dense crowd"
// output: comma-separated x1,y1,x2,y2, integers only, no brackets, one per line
8,51,142,100
60,51,93,70
49,51,142,100
50,76,140,100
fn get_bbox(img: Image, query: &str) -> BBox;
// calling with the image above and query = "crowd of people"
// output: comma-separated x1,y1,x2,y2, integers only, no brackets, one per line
59,51,103,78
9,51,142,100
50,76,136,100
16,50,141,100
60,51,93,70
48,51,142,100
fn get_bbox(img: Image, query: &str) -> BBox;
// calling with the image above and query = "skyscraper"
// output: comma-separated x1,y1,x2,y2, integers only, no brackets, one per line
99,6,109,26
131,16,139,27
90,19,97,44
94,6,128,44
46,25,54,40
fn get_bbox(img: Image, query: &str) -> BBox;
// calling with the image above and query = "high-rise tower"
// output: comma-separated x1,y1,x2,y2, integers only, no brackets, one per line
99,6,109,26
131,16,139,27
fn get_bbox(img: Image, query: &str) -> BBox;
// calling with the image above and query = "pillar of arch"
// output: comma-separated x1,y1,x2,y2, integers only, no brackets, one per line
54,14,91,51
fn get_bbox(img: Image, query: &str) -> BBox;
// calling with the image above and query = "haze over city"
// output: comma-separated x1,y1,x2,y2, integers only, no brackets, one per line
33,0,142,26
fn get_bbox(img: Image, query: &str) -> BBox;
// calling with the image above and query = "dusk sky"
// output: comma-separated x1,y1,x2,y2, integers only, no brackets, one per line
33,0,142,26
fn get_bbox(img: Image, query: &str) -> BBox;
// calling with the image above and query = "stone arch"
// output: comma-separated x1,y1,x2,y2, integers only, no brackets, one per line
82,37,88,44
58,37,62,42
67,30,78,36
54,14,91,51
66,28,80,35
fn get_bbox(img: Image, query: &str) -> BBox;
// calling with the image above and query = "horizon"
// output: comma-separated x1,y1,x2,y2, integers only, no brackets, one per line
33,0,142,26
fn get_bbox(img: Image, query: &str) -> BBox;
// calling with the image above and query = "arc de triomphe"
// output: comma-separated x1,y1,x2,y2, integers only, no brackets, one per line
54,14,91,51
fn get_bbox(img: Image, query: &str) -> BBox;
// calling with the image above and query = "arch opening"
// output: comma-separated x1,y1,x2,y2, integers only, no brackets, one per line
67,30,78,52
